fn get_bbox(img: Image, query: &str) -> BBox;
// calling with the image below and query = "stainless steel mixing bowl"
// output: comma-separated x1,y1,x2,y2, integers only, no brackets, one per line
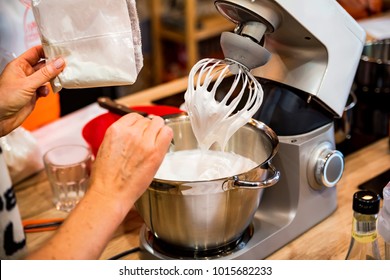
135,114,279,251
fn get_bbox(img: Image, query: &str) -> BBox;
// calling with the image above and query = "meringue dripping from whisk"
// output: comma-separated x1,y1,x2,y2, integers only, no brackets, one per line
184,58,263,151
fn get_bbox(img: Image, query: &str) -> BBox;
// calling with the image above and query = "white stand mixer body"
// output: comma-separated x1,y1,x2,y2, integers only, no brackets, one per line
216,0,366,117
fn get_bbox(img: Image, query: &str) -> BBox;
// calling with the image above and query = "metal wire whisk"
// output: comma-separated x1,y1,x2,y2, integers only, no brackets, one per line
184,58,264,150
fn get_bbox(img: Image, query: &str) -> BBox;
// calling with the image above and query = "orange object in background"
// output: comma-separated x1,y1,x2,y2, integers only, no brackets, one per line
21,88,60,131
338,0,383,19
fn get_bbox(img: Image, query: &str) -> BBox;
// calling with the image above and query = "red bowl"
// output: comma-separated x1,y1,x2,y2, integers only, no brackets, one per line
82,105,183,156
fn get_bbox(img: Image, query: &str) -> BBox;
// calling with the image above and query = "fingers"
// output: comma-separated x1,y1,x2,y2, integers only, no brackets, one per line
141,116,164,140
17,46,66,89
19,45,45,66
118,112,145,129
37,85,50,97
115,113,173,149
27,57,65,89
33,60,46,72
144,117,173,148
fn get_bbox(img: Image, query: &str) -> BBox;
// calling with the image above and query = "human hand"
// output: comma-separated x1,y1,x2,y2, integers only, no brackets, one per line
25,114,173,260
0,45,65,136
88,113,174,218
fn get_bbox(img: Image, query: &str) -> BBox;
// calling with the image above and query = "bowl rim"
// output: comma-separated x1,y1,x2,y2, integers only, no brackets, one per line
153,114,279,184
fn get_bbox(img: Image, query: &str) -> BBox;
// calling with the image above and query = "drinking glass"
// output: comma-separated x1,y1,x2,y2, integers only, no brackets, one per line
43,145,92,212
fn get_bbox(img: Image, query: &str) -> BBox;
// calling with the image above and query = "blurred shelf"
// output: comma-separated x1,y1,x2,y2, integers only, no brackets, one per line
160,14,235,42
151,0,235,83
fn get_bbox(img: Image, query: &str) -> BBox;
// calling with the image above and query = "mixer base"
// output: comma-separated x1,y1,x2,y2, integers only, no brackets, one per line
139,224,254,260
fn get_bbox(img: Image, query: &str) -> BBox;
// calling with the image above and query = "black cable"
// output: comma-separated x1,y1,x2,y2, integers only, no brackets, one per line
107,247,141,260
23,221,63,231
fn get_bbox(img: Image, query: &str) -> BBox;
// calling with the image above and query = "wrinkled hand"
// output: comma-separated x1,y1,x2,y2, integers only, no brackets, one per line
89,113,174,217
25,114,173,260
0,45,65,136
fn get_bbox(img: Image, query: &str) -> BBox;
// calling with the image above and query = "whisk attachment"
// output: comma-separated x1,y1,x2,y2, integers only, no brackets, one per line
184,58,263,150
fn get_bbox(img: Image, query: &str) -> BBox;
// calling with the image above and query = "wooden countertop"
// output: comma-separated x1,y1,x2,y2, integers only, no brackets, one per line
15,135,389,260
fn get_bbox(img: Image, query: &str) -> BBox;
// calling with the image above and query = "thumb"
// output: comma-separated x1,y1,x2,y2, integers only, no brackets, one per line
28,57,66,89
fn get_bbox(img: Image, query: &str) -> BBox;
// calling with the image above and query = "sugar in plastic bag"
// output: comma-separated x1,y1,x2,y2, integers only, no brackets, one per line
32,0,143,92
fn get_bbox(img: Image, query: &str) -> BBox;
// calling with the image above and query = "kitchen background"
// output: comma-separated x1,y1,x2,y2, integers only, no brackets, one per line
128,0,390,156
1,0,387,155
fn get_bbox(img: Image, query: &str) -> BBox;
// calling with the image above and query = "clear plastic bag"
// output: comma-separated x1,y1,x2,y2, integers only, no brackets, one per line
0,127,43,184
31,0,143,92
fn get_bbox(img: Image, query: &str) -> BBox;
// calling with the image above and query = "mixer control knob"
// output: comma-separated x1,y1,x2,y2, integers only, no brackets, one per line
308,142,344,190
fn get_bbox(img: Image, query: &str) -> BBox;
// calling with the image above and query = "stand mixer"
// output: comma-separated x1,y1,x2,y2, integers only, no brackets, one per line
139,0,366,259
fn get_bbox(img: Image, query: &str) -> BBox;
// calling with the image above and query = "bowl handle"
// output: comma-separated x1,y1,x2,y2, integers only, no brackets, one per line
230,163,280,190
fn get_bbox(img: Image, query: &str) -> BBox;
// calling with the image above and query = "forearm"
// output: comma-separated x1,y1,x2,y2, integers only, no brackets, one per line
26,189,131,260
25,114,172,259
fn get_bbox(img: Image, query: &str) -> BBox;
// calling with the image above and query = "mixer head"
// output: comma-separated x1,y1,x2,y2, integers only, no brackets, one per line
217,0,280,71
215,0,366,118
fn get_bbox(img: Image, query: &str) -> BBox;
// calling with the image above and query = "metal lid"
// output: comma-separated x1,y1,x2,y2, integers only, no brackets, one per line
353,190,380,215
